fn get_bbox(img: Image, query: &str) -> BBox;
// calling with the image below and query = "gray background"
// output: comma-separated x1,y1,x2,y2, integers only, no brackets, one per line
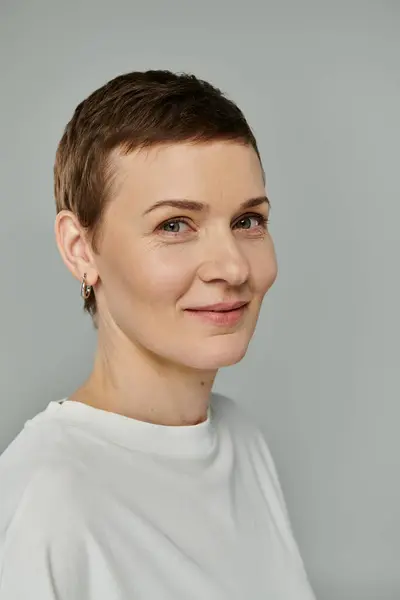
0,1,399,598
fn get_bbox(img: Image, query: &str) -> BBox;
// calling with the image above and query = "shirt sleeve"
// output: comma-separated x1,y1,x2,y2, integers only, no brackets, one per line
253,428,316,597
0,467,91,600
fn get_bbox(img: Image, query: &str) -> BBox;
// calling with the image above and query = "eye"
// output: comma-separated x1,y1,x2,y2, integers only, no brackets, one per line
233,213,268,230
159,219,191,234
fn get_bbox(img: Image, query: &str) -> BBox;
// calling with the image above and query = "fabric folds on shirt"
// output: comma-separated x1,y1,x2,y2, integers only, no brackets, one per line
0,393,316,599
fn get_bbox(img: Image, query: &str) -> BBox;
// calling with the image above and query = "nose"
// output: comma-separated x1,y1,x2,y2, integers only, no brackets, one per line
197,231,250,287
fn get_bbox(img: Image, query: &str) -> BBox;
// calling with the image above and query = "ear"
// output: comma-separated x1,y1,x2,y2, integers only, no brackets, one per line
54,210,99,287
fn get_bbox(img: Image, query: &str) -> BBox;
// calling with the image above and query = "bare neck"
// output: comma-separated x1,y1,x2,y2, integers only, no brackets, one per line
70,327,217,427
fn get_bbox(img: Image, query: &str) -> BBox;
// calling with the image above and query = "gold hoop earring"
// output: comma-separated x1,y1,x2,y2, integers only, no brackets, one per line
80,273,92,300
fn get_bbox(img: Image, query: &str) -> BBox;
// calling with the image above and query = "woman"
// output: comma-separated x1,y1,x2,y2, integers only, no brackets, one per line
0,70,316,599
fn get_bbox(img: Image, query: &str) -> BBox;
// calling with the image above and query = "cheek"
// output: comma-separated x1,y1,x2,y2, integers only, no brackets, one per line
119,246,196,304
248,240,278,295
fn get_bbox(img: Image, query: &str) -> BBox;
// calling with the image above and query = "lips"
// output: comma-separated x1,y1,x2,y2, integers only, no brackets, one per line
183,301,249,327
186,301,249,312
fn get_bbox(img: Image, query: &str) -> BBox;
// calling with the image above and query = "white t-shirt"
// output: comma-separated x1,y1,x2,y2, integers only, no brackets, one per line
0,393,316,599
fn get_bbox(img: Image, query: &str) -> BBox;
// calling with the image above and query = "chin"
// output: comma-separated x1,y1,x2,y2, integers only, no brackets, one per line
184,337,251,370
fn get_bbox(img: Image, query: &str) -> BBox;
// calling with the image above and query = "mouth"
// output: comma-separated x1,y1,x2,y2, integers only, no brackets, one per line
186,300,249,312
183,301,250,326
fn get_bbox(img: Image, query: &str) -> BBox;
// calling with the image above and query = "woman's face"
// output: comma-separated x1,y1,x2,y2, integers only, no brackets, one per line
94,141,278,370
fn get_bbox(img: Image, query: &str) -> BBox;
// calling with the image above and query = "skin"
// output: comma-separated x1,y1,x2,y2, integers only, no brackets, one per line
55,141,278,426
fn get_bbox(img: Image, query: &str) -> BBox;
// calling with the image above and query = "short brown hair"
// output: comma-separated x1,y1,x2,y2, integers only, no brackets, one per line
54,70,263,320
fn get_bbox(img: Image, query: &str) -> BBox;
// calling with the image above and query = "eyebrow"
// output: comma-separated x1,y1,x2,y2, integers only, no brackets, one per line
143,195,270,216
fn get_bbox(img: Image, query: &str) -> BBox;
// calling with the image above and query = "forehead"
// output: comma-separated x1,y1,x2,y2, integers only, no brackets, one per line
111,141,265,210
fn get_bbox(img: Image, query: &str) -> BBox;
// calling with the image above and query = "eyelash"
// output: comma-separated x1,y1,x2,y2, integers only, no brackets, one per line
158,213,269,235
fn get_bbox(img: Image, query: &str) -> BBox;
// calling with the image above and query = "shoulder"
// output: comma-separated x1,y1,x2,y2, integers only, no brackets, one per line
0,436,96,598
211,391,282,486
211,391,264,437
0,402,94,548
211,393,299,539
0,459,92,598
3,462,90,542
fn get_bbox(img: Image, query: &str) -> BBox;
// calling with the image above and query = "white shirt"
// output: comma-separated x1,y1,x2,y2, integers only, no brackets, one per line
0,393,316,599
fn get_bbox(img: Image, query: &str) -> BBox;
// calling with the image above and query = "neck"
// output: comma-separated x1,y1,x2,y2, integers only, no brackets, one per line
71,323,217,427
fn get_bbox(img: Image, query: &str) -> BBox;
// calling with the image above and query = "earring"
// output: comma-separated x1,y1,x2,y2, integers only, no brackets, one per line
80,273,92,300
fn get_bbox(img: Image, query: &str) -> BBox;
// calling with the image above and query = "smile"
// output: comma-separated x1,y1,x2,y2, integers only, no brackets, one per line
184,303,249,326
